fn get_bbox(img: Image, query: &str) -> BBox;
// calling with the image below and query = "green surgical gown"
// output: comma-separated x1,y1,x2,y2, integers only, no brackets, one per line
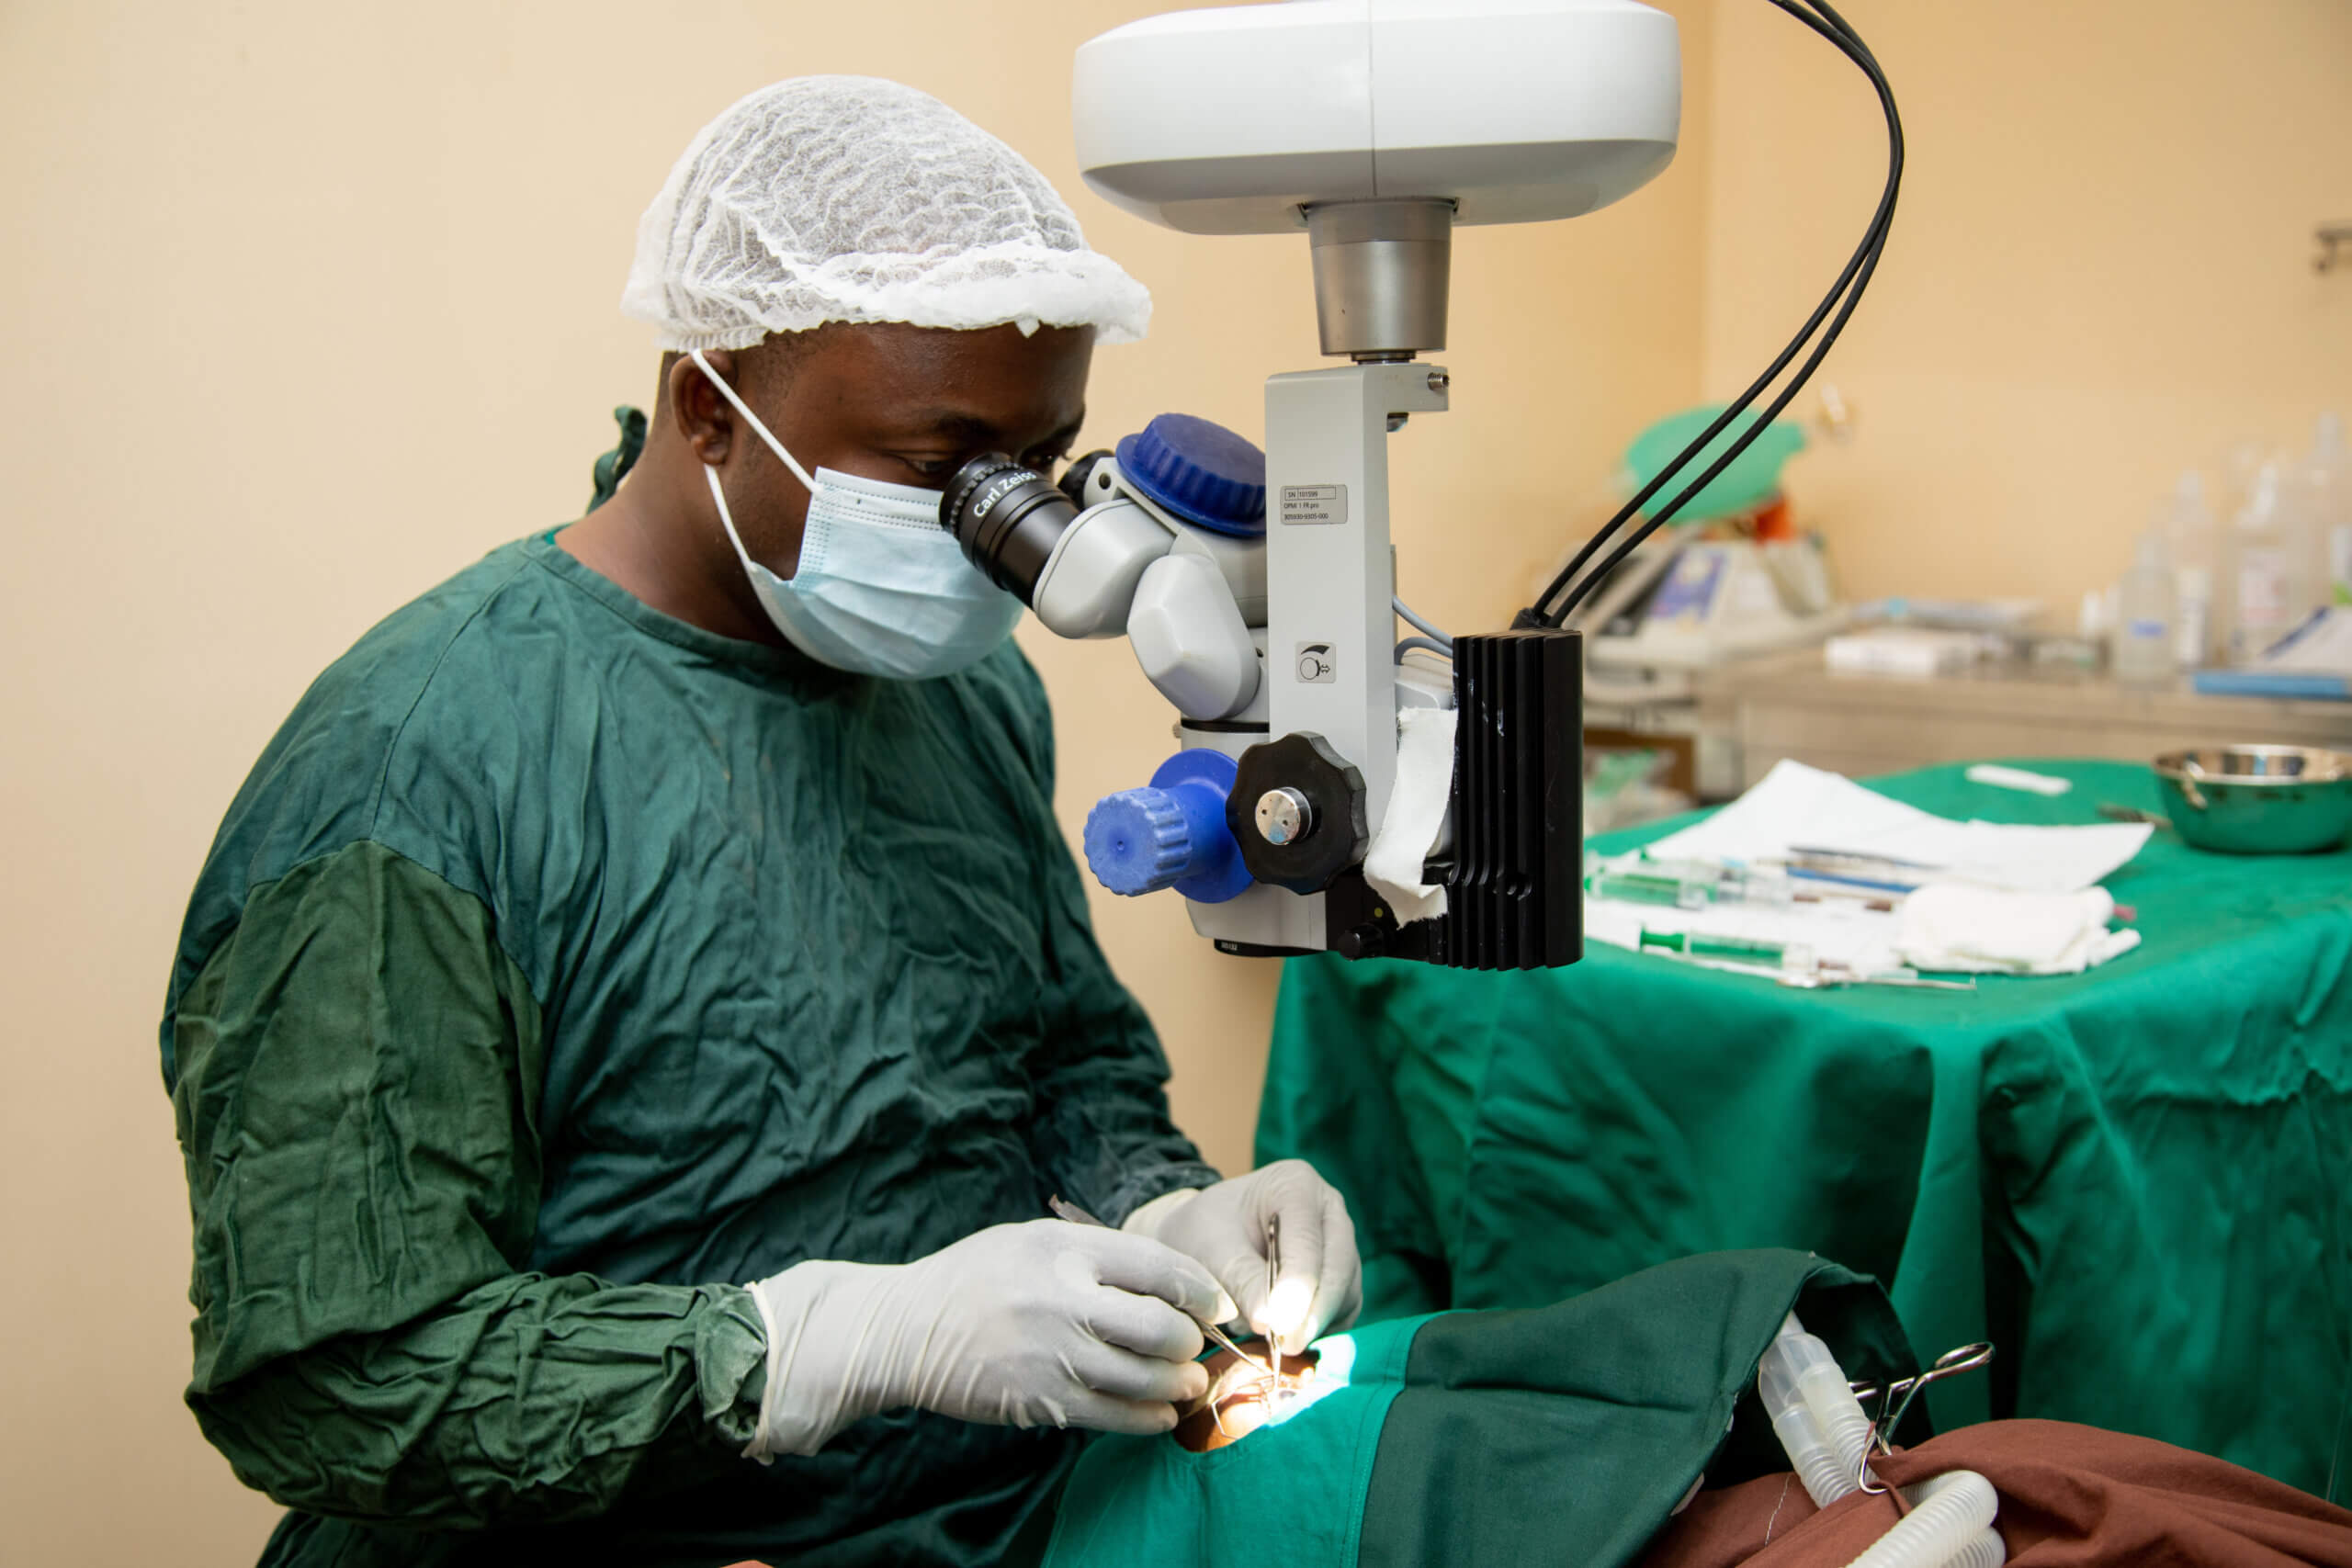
161,531,1218,1567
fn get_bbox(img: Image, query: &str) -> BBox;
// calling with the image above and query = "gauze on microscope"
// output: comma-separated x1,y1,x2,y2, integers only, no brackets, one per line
1363,705,1457,926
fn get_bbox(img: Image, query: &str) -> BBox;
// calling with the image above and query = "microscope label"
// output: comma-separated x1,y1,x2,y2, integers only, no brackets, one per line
1295,643,1337,683
1279,484,1348,525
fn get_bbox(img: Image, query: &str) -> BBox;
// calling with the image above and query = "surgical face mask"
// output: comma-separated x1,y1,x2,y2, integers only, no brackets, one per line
690,350,1022,680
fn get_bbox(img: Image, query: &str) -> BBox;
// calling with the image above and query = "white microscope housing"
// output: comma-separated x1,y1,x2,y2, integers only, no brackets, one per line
1074,0,1681,236
951,0,1682,968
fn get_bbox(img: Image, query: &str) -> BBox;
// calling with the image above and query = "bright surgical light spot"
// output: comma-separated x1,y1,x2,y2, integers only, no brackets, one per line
1260,1331,1356,1429
1262,1276,1316,1346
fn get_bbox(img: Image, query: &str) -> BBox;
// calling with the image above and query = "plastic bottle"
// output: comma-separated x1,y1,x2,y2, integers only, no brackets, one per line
2159,472,2217,669
2228,458,2320,661
2076,586,2115,670
2301,412,2351,607
2213,442,2265,658
2112,528,2176,685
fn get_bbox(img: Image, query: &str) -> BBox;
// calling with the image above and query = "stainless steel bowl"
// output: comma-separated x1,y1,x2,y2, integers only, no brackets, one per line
2152,745,2352,853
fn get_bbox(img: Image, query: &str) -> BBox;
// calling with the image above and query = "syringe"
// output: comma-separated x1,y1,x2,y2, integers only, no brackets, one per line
1585,867,1796,910
1638,928,1816,971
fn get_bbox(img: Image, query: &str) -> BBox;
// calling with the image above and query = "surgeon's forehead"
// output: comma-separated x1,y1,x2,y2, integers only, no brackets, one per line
888,405,1085,446
814,324,1091,437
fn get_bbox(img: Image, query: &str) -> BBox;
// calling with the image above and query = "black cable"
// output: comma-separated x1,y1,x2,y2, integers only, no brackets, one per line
1552,0,1882,587
1559,9,1901,609
1568,215,1885,609
1540,0,1894,619
1524,0,1903,625
1542,0,1897,619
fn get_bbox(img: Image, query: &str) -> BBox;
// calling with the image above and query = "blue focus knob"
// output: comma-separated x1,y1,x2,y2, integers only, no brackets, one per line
1115,412,1267,537
1085,788,1193,896
1082,749,1254,904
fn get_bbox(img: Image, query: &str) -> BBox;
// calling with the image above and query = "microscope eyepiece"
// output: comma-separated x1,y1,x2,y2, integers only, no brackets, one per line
940,454,1079,605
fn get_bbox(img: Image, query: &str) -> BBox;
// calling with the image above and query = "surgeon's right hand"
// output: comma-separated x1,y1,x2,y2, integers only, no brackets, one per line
741,1219,1234,1459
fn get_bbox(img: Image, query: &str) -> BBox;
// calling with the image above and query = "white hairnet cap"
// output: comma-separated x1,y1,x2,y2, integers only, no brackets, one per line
623,76,1150,351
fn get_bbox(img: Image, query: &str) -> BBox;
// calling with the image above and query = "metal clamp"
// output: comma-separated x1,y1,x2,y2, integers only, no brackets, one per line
1848,1340,1996,1495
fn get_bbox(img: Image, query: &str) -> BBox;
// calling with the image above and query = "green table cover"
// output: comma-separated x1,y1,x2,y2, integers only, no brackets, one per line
1259,760,2352,1495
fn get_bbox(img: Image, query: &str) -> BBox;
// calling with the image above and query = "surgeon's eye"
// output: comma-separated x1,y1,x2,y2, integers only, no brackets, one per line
1023,448,1073,478
897,456,960,480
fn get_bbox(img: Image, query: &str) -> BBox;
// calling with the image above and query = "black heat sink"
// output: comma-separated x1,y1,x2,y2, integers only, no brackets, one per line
1442,628,1582,970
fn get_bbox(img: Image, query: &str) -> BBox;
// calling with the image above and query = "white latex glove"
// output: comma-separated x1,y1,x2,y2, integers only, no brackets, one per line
1125,1159,1362,1355
742,1220,1231,1459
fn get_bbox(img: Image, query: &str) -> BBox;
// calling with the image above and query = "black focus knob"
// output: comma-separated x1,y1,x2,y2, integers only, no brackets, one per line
1227,732,1368,894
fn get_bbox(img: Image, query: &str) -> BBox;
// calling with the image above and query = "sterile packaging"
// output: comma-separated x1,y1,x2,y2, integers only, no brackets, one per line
1824,626,1981,677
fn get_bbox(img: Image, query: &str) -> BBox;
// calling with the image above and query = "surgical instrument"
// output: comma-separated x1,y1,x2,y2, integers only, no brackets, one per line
1787,866,1923,896
1589,868,1800,910
1637,933,1979,992
1047,1195,1278,1381
1777,970,1979,993
1638,929,1814,968
1786,845,1943,873
1849,1340,1996,1494
1613,852,1902,911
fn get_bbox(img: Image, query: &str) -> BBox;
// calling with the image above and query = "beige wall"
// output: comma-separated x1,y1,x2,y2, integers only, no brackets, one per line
21,1,2345,1559
1701,0,2352,609
0,1,1711,1559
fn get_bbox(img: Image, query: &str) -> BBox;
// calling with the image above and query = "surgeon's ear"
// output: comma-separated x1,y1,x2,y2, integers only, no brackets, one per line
670,349,735,464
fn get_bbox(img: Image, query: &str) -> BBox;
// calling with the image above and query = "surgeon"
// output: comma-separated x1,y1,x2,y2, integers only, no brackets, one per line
162,76,1361,1568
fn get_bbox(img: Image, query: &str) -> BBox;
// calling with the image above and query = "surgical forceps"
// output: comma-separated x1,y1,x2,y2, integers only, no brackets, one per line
1046,1195,1280,1382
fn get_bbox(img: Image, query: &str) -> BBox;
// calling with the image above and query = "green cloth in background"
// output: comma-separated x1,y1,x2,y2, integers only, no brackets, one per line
1260,760,2352,1495
1043,1250,1918,1568
164,532,1216,1567
586,404,646,511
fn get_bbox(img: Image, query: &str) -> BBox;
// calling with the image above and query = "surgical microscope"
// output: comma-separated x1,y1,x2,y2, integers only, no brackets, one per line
939,0,1900,974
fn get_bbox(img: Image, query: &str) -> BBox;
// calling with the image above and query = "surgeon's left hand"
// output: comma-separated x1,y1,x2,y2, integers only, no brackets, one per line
1125,1160,1362,1355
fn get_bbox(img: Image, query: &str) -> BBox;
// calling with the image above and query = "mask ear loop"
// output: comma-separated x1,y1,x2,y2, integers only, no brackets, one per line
689,348,819,493
689,348,819,583
702,465,768,585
